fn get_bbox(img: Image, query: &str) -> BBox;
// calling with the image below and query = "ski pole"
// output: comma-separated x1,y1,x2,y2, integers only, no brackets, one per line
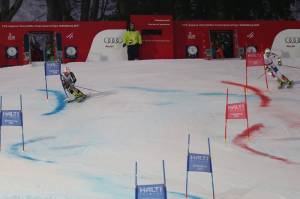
281,65,300,70
75,85,103,93
59,74,68,97
257,72,265,79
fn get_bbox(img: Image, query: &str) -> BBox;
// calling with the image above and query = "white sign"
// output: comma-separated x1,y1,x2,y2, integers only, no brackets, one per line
87,29,127,62
272,29,300,58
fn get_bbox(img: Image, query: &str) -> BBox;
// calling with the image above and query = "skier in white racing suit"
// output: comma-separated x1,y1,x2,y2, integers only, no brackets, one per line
263,48,293,88
61,67,86,100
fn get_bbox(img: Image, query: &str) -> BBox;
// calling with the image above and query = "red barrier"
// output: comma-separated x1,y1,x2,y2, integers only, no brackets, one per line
130,15,174,59
2,18,300,67
0,21,126,67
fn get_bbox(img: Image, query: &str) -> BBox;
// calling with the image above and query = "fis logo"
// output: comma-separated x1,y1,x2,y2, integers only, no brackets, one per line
246,32,255,39
66,32,74,39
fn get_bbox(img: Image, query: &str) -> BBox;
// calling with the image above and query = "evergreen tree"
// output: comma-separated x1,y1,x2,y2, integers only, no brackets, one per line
0,0,23,21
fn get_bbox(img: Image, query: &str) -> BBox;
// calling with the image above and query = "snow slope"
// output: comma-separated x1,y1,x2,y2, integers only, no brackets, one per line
0,58,299,199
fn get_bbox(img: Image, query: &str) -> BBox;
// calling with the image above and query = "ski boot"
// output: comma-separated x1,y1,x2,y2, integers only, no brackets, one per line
277,79,286,89
286,80,294,88
281,75,294,88
73,89,87,102
68,87,87,102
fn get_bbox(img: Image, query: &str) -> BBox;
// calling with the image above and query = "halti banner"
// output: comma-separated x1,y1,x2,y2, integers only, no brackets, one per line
1,110,23,126
245,53,269,89
188,153,212,173
246,53,265,67
226,102,247,119
44,61,64,99
135,161,167,199
45,61,61,76
224,88,249,141
0,95,25,151
185,136,216,199
136,184,166,199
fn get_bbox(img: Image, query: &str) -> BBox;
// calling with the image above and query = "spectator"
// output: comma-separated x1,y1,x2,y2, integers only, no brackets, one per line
216,46,224,59
46,42,54,61
122,22,142,60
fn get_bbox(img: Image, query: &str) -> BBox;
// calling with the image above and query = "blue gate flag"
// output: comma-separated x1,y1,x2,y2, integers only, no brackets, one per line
188,153,212,173
44,61,62,99
1,110,23,126
45,61,61,76
137,184,166,199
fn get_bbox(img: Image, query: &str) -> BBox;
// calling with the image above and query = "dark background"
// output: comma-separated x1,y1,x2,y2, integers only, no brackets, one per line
0,0,298,22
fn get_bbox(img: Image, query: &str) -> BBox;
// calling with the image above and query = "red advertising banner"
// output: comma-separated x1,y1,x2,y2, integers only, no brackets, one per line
246,53,265,67
226,102,247,119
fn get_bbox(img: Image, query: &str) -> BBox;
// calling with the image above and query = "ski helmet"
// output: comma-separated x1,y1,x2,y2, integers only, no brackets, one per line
265,48,271,55
63,66,71,74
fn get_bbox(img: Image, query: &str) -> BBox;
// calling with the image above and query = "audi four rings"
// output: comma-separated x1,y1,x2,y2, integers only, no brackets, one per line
284,37,300,43
104,37,123,44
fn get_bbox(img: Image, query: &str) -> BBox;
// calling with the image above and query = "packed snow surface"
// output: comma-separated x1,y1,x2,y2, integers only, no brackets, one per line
0,58,299,199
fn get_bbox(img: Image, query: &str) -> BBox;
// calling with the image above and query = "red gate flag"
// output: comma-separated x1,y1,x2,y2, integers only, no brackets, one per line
224,88,249,142
245,52,268,89
226,102,247,119
246,53,265,67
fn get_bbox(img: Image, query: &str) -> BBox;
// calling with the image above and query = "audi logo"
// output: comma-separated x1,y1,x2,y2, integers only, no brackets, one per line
104,37,123,44
284,37,300,44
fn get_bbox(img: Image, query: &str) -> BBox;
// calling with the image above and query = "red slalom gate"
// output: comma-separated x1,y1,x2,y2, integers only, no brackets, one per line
245,53,268,89
224,88,249,142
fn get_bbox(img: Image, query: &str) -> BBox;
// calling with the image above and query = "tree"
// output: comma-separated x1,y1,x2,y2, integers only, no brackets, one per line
115,0,173,20
46,0,74,21
80,0,91,20
80,0,110,21
0,0,23,21
175,0,296,20
90,0,100,20
98,0,108,20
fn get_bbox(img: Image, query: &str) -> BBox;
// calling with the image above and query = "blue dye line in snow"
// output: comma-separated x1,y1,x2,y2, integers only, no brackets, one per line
120,86,257,99
9,136,56,164
169,191,204,199
81,174,204,198
197,92,257,99
50,145,87,150
81,174,132,197
37,89,66,115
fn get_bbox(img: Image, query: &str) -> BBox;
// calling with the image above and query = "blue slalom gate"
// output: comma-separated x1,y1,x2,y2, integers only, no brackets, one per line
0,95,25,151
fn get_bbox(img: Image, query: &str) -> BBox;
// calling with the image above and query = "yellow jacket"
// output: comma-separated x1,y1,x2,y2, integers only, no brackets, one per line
123,30,142,46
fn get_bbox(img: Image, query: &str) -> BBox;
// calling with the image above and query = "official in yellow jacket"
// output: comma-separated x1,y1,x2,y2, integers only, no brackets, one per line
123,22,142,60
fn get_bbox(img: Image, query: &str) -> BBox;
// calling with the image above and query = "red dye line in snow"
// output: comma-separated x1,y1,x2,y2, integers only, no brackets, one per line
232,123,295,164
222,81,296,164
221,81,271,107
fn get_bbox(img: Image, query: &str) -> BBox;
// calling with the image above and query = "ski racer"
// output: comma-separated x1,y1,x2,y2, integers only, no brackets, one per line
263,48,293,88
61,67,86,100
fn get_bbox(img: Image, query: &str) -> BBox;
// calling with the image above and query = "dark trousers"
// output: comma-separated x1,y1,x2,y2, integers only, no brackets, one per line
127,44,140,60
